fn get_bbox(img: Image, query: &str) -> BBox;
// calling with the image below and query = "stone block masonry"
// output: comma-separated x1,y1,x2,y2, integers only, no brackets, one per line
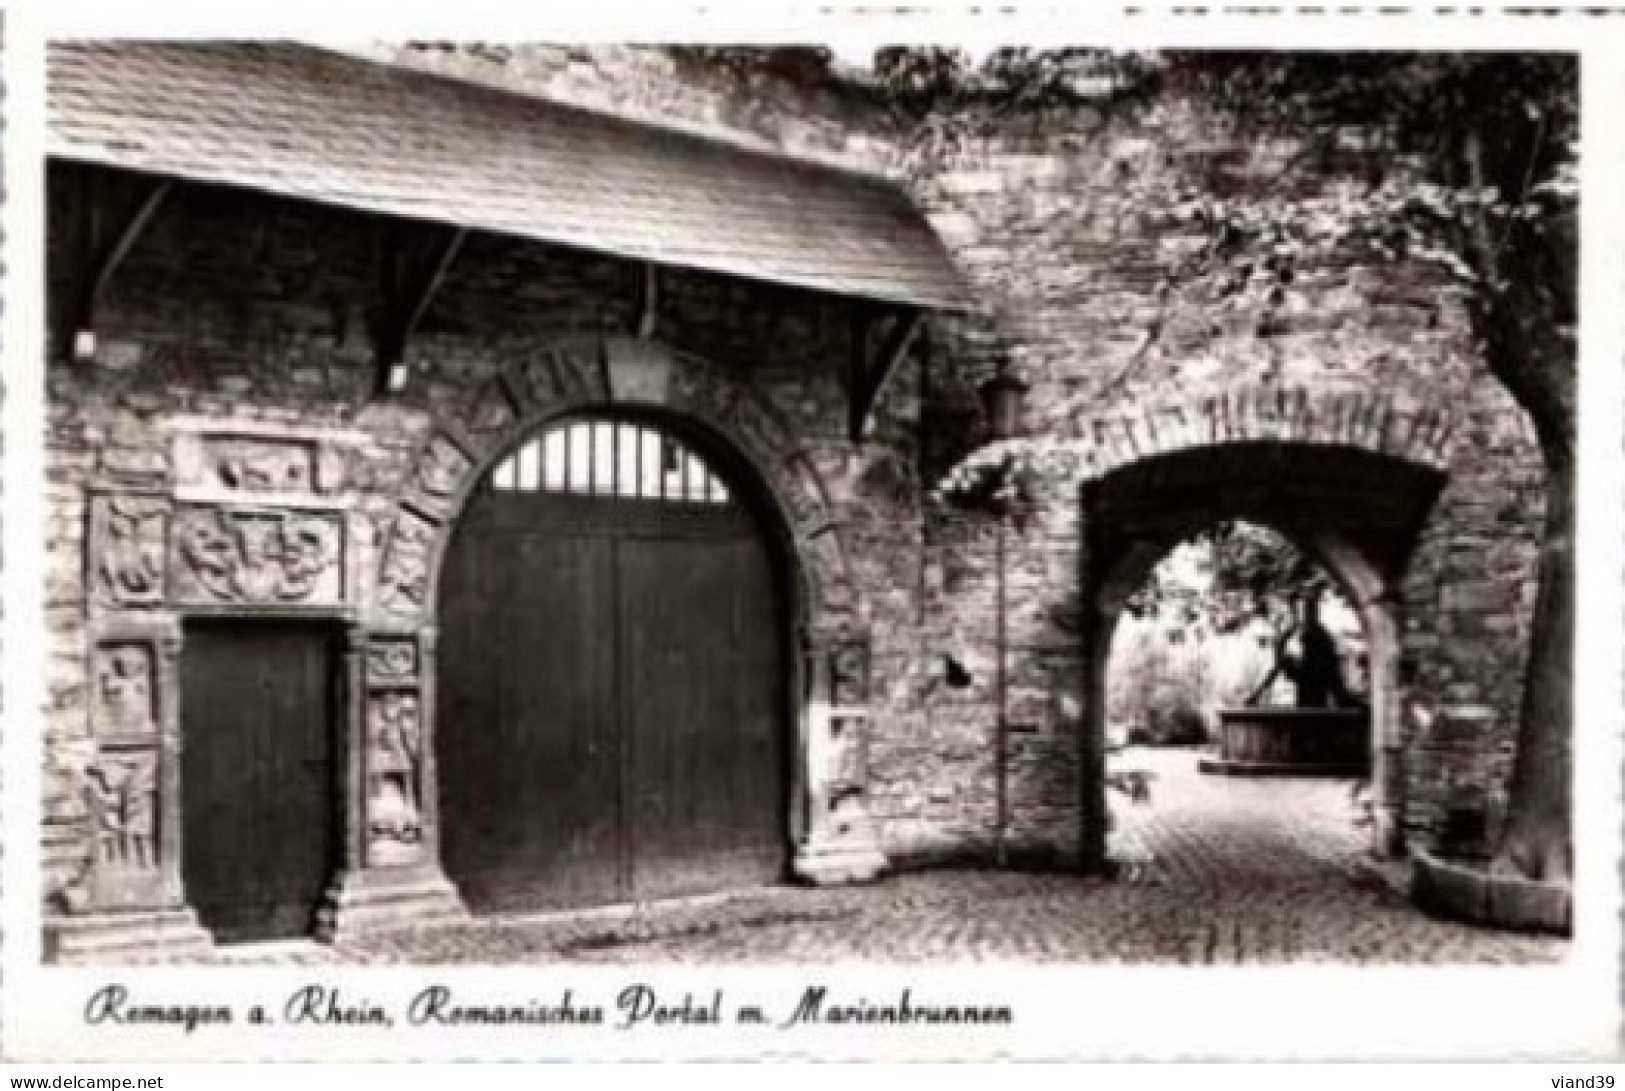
42,51,1552,950
43,165,922,946
906,90,1545,858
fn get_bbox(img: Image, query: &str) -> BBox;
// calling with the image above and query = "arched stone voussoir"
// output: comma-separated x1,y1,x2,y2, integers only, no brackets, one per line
374,334,855,636
1068,382,1460,486
376,501,443,624
596,341,851,628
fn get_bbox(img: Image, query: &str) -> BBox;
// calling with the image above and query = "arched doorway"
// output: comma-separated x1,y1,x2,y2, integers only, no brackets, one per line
437,412,790,914
1080,441,1445,870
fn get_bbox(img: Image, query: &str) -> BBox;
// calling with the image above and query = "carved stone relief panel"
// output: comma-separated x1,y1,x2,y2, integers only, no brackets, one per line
828,712,869,790
782,452,834,537
807,633,876,851
830,639,871,707
809,637,871,787
85,748,165,908
91,495,169,609
670,358,736,424
365,691,426,866
451,378,520,453
411,432,476,519
99,445,170,490
173,425,364,501
517,342,601,410
516,349,566,408
78,616,179,914
171,506,345,606
365,637,419,687
86,750,158,870
804,526,853,613
731,392,793,462
379,506,438,617
91,642,158,741
552,340,606,402
315,445,354,494
204,437,318,493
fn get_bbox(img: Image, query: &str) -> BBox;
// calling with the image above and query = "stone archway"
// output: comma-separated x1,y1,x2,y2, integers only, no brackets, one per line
371,336,860,630
1068,384,1453,872
323,335,887,937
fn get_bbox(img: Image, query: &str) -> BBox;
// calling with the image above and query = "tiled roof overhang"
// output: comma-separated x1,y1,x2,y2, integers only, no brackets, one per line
48,41,973,311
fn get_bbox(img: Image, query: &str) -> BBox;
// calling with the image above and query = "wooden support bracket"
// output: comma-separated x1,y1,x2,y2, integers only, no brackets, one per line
66,176,173,359
375,223,468,393
848,306,924,443
637,262,660,340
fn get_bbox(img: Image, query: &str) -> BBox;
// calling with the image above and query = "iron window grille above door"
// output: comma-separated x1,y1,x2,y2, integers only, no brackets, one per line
489,419,730,505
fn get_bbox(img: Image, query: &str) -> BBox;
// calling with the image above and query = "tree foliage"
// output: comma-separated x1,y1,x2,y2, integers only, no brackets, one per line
666,45,1162,119
1124,521,1326,637
923,51,1575,500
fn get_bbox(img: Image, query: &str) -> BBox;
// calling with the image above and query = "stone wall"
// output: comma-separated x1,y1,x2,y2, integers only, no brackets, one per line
42,163,923,914
906,91,1547,854
42,53,1556,916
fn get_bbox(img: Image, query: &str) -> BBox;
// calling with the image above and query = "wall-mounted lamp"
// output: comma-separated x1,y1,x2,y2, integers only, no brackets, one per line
72,329,98,363
978,367,1029,442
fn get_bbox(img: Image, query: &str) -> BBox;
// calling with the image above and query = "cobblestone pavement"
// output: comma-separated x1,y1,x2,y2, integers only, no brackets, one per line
180,747,1569,966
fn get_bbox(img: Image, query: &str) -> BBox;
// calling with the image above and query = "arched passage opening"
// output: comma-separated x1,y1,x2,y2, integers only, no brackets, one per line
436,408,797,914
1080,441,1446,872
1101,519,1377,880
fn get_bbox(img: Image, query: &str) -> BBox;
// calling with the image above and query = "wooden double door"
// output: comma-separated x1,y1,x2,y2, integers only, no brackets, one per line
438,419,789,914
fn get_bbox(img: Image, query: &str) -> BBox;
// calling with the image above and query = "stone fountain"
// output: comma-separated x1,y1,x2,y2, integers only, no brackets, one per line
1199,592,1370,777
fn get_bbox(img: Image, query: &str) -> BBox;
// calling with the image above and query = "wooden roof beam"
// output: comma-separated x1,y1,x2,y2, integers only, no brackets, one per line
849,306,924,444
67,175,172,361
376,223,468,394
637,262,660,340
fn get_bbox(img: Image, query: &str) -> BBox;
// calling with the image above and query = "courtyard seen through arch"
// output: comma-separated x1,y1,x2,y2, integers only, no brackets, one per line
1103,521,1378,890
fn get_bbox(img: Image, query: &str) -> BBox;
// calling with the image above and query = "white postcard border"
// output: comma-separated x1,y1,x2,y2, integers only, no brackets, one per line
2,3,1620,1062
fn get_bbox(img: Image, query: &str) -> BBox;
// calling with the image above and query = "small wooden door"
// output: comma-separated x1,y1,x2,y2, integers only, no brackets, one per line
439,418,787,914
181,620,337,942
